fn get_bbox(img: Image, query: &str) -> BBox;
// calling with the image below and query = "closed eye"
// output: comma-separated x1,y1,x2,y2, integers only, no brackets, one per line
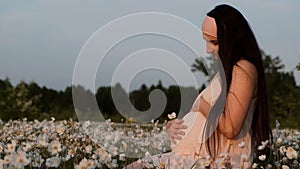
209,40,219,45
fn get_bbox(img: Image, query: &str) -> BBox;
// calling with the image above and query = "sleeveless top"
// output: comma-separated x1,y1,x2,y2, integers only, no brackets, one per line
171,62,257,168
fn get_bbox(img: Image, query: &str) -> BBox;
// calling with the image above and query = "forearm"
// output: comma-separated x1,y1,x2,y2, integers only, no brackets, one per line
197,96,211,118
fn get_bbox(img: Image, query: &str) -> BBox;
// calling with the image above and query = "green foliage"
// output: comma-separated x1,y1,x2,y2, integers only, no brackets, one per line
0,80,41,120
96,81,198,122
0,79,77,121
0,78,198,122
191,58,209,76
262,51,300,128
0,51,299,127
0,78,14,120
191,56,217,79
297,62,300,71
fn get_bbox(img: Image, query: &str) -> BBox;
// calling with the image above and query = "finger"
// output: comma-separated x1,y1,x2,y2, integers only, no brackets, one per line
175,119,184,124
174,120,188,129
179,124,188,129
172,130,185,136
173,124,188,130
166,120,175,128
173,135,182,140
178,131,185,136
174,124,187,130
169,136,177,144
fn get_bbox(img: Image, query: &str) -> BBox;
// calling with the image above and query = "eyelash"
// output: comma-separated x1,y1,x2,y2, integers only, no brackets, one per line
210,41,219,45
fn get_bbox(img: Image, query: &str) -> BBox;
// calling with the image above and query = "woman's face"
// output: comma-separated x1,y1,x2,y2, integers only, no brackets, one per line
201,16,219,57
203,33,219,56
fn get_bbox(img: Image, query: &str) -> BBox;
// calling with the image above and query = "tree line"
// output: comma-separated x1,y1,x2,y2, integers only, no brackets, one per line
0,51,299,128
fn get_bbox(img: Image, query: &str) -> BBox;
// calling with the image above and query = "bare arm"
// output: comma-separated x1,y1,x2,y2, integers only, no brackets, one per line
199,60,257,139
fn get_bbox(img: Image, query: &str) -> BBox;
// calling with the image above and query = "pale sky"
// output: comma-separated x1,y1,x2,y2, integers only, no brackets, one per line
1,0,299,91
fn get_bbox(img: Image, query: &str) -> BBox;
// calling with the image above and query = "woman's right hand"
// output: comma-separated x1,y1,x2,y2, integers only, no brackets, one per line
166,119,188,144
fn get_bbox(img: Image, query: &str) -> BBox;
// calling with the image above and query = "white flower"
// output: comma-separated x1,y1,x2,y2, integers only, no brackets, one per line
65,154,71,161
286,147,298,159
282,157,287,162
257,140,269,150
85,145,92,154
277,137,283,144
56,125,65,135
95,148,109,161
205,159,211,167
37,135,48,147
84,120,91,127
75,158,95,169
48,140,62,155
145,151,151,157
252,163,258,168
280,146,287,155
13,151,30,168
257,145,265,150
108,146,118,156
282,165,290,169
168,112,176,119
68,149,76,157
42,126,50,133
4,154,12,164
258,154,266,161
6,140,17,153
261,140,269,146
30,155,45,168
238,141,246,148
46,157,61,168
119,153,126,161
22,142,32,152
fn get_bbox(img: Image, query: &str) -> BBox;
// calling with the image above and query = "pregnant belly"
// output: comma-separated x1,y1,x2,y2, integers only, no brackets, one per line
171,111,198,148
171,111,207,155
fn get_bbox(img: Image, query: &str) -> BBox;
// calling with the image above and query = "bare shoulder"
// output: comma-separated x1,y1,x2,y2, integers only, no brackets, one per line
234,60,258,80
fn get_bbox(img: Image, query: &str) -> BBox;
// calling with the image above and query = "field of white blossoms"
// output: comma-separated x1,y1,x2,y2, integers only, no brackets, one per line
0,118,299,169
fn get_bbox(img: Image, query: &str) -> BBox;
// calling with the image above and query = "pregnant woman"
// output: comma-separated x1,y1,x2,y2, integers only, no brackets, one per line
126,4,273,168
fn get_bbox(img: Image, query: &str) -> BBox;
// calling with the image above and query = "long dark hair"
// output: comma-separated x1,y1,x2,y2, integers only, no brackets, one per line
203,4,273,158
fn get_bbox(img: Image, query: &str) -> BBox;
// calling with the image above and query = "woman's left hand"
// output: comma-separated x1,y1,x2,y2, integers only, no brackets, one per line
166,119,187,144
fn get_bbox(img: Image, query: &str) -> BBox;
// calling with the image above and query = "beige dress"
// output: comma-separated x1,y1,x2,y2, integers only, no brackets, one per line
138,60,257,169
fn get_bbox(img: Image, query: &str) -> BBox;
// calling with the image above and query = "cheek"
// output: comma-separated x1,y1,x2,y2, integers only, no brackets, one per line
214,45,219,53
213,46,219,59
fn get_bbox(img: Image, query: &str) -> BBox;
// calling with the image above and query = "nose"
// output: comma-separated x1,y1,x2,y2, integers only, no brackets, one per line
206,42,215,54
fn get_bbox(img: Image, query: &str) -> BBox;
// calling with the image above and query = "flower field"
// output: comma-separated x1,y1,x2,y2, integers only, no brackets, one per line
0,118,170,169
0,118,299,169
